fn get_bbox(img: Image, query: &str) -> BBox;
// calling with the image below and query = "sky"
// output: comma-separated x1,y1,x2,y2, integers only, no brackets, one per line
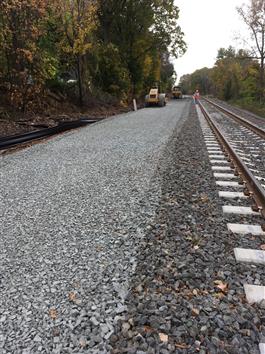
174,0,248,83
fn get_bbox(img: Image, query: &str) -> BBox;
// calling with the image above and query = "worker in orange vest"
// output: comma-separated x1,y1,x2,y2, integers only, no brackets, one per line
193,90,200,104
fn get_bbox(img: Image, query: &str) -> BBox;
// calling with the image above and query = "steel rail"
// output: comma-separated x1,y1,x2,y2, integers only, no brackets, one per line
203,97,265,140
0,119,99,150
198,100,265,219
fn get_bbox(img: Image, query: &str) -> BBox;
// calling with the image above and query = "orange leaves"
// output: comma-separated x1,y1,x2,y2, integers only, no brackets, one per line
192,289,199,296
200,194,209,203
191,308,200,316
0,0,49,110
68,291,77,302
68,291,82,305
49,308,58,320
144,327,191,348
214,280,229,294
17,49,34,63
143,325,155,333
143,327,169,343
159,333,168,343
175,343,190,349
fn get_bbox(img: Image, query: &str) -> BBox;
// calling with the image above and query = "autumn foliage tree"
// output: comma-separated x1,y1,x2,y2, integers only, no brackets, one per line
0,0,185,111
54,0,98,105
180,46,260,104
0,0,49,111
237,0,265,100
212,47,260,101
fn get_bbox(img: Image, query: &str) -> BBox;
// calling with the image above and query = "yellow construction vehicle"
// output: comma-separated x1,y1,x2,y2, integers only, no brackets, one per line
172,86,183,99
145,85,166,107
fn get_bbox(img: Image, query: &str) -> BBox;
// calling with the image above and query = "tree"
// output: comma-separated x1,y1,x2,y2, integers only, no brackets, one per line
0,0,185,110
55,0,98,105
93,44,130,99
152,0,186,59
160,52,176,92
237,0,265,100
179,47,260,102
180,68,213,95
97,0,186,95
0,0,49,110
213,51,240,100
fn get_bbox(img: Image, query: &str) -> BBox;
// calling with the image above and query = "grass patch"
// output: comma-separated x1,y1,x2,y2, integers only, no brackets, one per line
230,99,265,119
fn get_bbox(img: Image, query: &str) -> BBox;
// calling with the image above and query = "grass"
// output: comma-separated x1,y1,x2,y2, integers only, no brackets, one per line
230,99,265,119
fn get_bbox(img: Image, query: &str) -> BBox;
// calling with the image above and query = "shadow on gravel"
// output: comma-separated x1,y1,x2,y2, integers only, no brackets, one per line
108,105,264,354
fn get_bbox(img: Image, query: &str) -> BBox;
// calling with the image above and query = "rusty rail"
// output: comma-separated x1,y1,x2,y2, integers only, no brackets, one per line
203,97,265,140
198,100,265,219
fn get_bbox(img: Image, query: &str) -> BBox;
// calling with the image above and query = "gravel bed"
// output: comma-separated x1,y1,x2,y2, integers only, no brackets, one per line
109,104,264,354
206,98,265,128
0,101,189,353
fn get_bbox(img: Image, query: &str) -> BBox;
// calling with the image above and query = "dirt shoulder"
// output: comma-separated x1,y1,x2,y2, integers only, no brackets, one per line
0,101,135,138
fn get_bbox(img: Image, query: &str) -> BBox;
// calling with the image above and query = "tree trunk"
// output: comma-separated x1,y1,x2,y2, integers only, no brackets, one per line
103,18,110,43
260,57,264,102
77,55,83,106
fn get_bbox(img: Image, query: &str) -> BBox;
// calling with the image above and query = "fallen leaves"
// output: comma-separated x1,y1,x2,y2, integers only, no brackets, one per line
180,288,209,300
68,291,82,305
191,308,200,316
49,308,58,320
175,343,190,349
260,244,265,250
68,291,77,302
214,280,229,293
213,292,226,300
200,194,209,203
143,325,155,333
159,333,168,343
79,337,87,348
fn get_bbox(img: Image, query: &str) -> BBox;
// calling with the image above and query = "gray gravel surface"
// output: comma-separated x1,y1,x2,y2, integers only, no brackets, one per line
207,98,265,128
0,101,189,353
110,104,264,354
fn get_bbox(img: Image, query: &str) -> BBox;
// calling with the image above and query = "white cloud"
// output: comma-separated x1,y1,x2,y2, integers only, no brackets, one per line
174,0,249,83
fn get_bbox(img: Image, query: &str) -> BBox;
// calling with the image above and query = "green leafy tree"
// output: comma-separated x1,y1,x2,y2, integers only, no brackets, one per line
180,68,213,95
93,44,130,99
179,46,260,103
237,0,265,100
55,0,98,105
97,0,186,95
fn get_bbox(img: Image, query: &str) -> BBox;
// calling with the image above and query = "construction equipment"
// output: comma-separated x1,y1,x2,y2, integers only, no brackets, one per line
172,86,183,99
145,85,166,107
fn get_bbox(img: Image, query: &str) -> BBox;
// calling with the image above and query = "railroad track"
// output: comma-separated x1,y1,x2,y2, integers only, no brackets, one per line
198,100,265,218
201,98,265,191
196,101,265,353
203,97,265,139
0,118,99,151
